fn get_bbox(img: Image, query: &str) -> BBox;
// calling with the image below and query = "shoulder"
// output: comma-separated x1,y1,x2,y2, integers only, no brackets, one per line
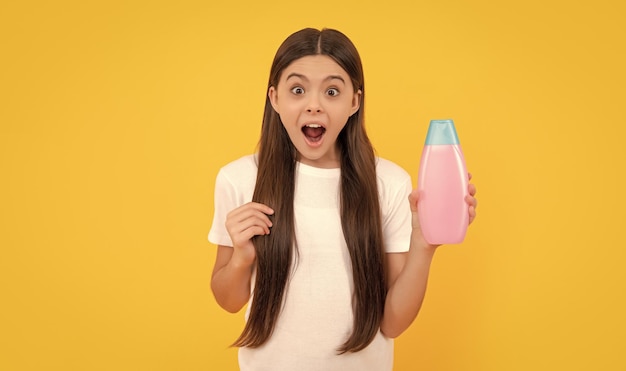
213,154,258,207
217,154,258,181
375,157,411,183
219,154,258,173
214,154,258,198
375,157,413,205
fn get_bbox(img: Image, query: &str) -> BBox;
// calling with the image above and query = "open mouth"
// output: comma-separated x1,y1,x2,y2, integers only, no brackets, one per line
302,124,326,143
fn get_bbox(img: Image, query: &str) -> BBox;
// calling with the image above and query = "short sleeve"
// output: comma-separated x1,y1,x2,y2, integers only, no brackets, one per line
208,169,237,247
207,155,259,247
378,160,413,253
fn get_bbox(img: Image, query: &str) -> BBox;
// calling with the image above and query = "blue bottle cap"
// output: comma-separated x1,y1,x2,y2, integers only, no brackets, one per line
424,119,460,145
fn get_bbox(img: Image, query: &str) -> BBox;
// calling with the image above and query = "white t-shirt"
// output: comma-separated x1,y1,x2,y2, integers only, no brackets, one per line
209,154,413,371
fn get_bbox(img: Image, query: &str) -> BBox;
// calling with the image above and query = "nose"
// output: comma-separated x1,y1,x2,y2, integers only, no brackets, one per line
306,94,323,113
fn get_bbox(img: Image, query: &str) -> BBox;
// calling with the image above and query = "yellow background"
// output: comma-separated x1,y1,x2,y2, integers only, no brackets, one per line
1,0,624,370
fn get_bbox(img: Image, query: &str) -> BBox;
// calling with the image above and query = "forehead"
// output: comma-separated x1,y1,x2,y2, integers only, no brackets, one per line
280,55,350,81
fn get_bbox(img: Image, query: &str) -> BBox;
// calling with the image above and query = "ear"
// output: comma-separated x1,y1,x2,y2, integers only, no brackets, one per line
268,86,279,113
350,89,362,116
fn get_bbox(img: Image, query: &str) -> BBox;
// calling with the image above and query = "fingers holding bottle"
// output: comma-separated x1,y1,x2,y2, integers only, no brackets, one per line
466,173,477,225
408,189,440,249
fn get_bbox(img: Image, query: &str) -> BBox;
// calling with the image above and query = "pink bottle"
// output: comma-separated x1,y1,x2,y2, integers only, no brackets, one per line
417,119,469,244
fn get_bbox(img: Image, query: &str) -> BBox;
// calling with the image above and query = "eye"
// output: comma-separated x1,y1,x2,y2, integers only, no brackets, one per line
326,88,340,97
291,86,305,95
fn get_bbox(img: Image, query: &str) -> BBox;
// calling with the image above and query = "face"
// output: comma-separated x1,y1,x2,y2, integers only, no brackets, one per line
268,55,361,169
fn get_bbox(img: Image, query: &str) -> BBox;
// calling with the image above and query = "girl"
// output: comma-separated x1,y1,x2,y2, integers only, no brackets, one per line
209,28,477,371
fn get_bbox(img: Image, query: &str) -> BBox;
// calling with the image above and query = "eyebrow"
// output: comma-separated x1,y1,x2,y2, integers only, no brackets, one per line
285,73,346,84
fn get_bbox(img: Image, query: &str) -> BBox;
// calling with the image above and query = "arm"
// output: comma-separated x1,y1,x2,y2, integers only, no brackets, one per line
211,245,255,313
380,234,435,338
381,182,477,338
210,202,274,313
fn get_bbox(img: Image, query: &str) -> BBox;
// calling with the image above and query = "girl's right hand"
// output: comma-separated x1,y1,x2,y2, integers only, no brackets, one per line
225,202,274,267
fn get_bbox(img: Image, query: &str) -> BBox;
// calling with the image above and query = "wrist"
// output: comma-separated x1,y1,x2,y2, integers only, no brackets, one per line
230,249,256,271
410,232,438,256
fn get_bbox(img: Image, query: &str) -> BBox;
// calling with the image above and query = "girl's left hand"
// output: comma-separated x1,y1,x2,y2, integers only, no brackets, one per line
408,173,478,246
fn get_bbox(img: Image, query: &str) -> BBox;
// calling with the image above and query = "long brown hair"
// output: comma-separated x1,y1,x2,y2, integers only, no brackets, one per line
233,28,386,354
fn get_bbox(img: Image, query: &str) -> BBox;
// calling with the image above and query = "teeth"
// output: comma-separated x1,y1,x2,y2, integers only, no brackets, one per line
305,124,322,128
